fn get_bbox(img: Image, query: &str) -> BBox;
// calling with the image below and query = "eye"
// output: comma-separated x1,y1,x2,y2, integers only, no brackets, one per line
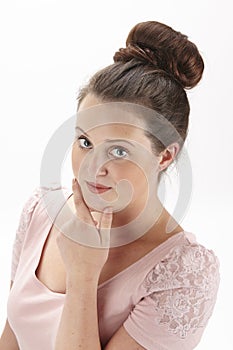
110,147,128,159
77,136,92,149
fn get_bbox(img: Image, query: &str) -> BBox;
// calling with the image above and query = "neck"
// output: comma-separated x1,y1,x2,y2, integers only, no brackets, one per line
107,193,166,248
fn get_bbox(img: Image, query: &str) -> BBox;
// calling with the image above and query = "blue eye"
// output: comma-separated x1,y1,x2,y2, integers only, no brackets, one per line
77,136,92,149
77,135,129,159
110,147,128,158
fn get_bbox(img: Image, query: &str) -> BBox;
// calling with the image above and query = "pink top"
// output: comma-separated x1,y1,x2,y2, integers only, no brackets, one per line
7,185,220,350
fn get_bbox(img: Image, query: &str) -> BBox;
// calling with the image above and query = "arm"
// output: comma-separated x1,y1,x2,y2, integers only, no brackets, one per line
104,326,146,350
0,187,44,350
56,180,220,350
55,179,145,349
55,273,146,350
0,282,19,350
55,272,101,350
55,178,110,349
104,244,220,350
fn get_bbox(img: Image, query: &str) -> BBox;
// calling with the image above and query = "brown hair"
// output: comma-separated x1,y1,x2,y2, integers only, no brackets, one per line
77,21,204,179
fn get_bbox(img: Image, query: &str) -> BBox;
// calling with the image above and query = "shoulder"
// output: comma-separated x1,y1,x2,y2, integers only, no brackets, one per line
18,184,70,230
16,186,45,232
121,232,220,347
21,183,64,208
142,231,220,295
29,183,71,208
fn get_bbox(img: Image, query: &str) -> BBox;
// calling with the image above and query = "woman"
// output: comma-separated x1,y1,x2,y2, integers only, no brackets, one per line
0,21,220,350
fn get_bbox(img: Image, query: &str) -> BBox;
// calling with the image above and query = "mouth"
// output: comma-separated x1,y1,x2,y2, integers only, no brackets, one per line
86,181,112,194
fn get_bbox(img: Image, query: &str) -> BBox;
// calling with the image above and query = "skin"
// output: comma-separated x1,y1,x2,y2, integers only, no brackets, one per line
54,94,184,349
70,94,183,242
0,93,184,349
73,97,162,223
0,283,19,350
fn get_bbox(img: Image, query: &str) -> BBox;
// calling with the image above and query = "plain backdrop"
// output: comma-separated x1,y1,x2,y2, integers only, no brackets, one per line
0,0,232,348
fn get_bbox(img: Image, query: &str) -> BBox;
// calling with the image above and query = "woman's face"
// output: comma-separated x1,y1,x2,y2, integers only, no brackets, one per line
71,94,161,222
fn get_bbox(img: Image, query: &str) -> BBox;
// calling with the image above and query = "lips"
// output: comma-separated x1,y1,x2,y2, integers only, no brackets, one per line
86,181,112,194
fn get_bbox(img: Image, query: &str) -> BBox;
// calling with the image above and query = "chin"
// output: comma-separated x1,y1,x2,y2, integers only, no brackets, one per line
80,188,106,213
80,181,130,214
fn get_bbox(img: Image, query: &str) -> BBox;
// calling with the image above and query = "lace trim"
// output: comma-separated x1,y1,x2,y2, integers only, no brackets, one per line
143,242,220,339
11,184,63,280
17,187,43,232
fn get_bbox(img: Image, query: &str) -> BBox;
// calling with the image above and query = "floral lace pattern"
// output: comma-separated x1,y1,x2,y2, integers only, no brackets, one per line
142,242,220,339
16,188,44,232
11,184,63,281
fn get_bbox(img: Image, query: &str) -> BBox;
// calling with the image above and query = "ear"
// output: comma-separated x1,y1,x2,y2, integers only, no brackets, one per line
158,143,180,171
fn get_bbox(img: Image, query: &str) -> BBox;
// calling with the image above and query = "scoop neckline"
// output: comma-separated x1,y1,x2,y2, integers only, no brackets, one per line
32,187,187,295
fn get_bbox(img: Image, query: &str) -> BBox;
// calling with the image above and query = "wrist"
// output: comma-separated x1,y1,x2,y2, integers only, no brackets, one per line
66,270,100,290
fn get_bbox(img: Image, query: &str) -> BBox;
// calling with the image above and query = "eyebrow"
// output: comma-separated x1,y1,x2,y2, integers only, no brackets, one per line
75,126,135,147
75,126,90,137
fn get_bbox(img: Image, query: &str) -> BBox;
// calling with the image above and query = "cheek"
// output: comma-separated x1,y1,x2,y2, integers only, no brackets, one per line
114,162,149,192
132,167,149,193
127,161,157,197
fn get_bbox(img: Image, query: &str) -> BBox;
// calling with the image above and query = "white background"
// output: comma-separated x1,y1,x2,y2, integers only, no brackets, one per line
0,0,232,348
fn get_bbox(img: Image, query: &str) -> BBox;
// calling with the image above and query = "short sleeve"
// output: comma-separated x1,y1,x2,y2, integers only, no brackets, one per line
123,242,220,350
10,186,45,282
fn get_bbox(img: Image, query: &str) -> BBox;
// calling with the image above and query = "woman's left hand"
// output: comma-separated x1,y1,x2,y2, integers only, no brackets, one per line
56,178,113,279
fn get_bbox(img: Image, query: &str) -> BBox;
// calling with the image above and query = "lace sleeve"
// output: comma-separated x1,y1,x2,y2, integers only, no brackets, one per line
123,242,220,350
10,187,45,282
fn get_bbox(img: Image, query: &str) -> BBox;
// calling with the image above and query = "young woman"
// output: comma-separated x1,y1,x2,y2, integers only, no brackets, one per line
0,21,220,350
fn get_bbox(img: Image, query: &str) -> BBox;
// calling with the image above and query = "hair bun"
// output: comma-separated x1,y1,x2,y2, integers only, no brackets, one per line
113,21,204,89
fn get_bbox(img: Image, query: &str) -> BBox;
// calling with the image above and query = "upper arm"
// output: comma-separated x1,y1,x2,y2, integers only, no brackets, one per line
0,318,19,350
1,186,44,349
11,187,43,281
104,326,145,350
0,281,19,350
104,244,220,350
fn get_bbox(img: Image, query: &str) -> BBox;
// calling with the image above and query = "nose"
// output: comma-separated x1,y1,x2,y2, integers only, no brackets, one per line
86,149,108,177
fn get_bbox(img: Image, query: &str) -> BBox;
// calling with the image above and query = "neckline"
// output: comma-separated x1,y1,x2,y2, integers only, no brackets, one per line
97,229,186,289
32,187,187,295
32,188,73,297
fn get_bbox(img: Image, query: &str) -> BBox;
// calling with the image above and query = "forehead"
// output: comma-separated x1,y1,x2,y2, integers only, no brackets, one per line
78,93,103,111
76,94,152,149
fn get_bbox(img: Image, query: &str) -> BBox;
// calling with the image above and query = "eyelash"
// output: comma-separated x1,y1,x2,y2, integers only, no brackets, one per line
76,135,129,159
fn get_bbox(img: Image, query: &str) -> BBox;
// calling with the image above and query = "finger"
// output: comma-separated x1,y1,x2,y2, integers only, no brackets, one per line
90,211,101,228
72,178,95,225
99,207,113,247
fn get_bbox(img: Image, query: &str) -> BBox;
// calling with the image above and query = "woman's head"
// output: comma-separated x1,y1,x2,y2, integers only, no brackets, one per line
72,95,161,221
76,21,204,180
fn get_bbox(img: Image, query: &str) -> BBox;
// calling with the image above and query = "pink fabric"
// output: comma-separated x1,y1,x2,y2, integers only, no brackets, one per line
7,186,220,350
